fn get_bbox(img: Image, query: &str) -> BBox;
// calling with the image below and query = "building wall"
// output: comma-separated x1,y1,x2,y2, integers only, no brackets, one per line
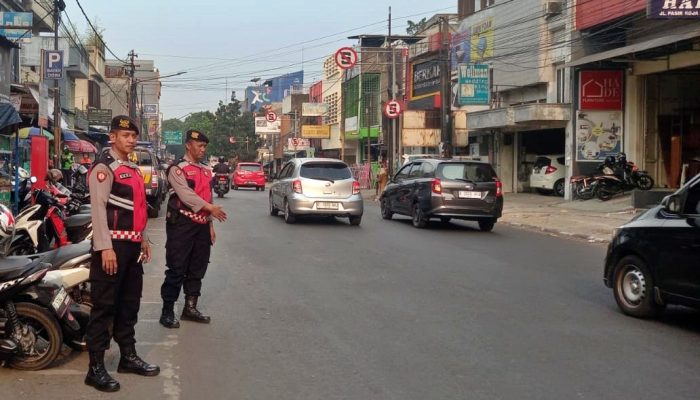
322,55,343,150
576,0,645,30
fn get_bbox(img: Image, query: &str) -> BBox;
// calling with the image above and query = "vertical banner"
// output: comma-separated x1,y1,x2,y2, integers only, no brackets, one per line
458,63,490,106
576,110,623,161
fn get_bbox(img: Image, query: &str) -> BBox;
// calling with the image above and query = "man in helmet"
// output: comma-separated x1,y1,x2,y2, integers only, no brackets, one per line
84,116,159,392
212,156,231,174
61,146,74,187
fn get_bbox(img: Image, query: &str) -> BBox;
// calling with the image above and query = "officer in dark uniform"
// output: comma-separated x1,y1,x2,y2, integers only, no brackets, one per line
160,129,227,328
85,116,159,392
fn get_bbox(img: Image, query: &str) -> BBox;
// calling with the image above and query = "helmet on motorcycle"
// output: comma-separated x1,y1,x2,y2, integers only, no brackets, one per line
46,169,63,183
0,203,15,239
618,152,627,164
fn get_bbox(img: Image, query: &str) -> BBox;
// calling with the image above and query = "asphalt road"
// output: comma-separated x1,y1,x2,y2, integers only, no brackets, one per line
2,188,700,400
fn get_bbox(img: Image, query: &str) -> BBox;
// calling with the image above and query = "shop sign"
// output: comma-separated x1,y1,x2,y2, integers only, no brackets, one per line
647,0,700,18
301,125,330,139
470,18,494,62
411,60,442,99
579,70,623,110
302,102,328,117
575,110,623,162
88,108,112,126
458,63,490,106
254,117,281,134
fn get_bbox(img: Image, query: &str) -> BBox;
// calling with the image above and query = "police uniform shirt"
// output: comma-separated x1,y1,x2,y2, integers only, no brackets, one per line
89,149,148,251
168,156,210,213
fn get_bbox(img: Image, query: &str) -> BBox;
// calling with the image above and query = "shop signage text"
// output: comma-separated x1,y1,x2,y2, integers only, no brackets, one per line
411,60,442,98
648,0,700,18
579,70,623,110
458,63,490,106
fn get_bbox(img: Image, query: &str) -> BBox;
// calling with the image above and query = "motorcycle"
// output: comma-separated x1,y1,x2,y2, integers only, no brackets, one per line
214,173,230,198
596,154,654,201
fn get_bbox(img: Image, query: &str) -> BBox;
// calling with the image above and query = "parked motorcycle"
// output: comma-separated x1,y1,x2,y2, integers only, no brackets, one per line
596,154,654,201
214,173,230,198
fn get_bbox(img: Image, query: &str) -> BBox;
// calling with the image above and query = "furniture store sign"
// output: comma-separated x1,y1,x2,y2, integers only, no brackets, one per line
647,0,700,18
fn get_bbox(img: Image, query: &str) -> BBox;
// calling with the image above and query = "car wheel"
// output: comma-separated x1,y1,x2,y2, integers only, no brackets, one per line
411,203,428,229
269,195,278,216
553,179,565,197
612,255,664,318
478,218,495,232
380,197,393,220
283,199,296,224
440,217,451,223
349,215,362,226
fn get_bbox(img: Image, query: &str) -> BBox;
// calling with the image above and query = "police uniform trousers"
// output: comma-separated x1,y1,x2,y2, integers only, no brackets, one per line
161,219,211,303
86,241,143,352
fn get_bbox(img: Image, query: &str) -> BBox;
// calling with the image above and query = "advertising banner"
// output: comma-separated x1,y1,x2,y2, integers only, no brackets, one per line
470,18,494,62
451,25,471,72
411,60,442,99
88,108,112,126
143,104,158,117
458,63,490,106
301,125,331,139
163,131,182,145
147,118,158,136
575,110,623,162
579,70,623,110
647,0,700,18
0,12,32,41
255,117,281,134
302,102,328,117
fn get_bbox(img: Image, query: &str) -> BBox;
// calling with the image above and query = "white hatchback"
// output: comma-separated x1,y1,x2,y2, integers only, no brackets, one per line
530,155,566,197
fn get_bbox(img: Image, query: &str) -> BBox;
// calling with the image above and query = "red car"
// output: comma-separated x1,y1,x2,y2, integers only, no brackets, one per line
233,162,266,191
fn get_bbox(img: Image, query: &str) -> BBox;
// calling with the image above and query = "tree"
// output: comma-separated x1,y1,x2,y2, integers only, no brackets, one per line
208,92,257,162
161,118,184,134
406,18,428,35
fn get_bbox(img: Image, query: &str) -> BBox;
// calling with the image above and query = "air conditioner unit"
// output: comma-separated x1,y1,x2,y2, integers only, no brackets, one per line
544,1,563,16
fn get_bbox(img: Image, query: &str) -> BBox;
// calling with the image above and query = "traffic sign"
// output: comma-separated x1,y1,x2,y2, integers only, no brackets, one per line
229,136,236,144
265,111,277,122
383,100,403,119
334,47,358,70
43,50,64,80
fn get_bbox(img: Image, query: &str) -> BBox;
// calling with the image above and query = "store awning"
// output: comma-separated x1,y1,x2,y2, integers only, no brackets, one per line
62,129,80,141
563,26,700,68
0,103,22,131
18,127,54,140
468,104,570,131
65,139,97,153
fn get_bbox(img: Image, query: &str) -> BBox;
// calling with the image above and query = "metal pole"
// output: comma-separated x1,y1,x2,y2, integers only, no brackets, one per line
441,17,452,158
140,83,145,140
53,0,61,168
390,6,398,174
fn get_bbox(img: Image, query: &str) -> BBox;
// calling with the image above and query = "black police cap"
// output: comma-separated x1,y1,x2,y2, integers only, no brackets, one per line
110,115,140,134
186,129,209,143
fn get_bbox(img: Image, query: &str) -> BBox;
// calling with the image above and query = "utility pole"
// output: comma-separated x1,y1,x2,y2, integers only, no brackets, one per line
52,0,64,168
440,17,453,158
389,6,398,174
128,49,138,120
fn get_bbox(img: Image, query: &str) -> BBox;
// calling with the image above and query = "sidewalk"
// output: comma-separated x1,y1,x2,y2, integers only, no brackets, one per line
363,190,640,244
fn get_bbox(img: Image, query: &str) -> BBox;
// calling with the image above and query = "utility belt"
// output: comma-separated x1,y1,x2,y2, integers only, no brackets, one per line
109,230,143,242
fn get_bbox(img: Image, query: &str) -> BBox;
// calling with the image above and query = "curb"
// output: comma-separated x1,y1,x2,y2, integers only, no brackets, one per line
501,220,611,244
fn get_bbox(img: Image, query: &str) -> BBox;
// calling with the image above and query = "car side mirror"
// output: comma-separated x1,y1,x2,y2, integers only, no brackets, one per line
663,194,682,214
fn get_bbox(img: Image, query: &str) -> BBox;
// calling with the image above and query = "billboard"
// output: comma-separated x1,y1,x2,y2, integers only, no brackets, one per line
458,64,490,106
0,12,32,42
301,125,330,139
450,24,471,73
470,18,493,62
576,110,623,162
411,60,442,99
647,0,700,18
302,103,328,117
246,85,272,113
247,70,306,113
147,118,158,136
579,70,623,110
88,108,112,126
163,131,182,145
255,117,281,134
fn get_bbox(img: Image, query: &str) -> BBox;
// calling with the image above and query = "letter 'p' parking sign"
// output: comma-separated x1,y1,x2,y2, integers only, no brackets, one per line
43,50,64,80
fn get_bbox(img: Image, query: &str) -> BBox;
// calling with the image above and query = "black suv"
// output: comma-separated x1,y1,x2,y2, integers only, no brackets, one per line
604,173,700,318
380,159,503,231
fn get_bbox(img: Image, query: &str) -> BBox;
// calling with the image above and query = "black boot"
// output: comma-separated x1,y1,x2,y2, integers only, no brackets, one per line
117,344,160,376
181,295,211,323
159,302,180,329
85,351,120,392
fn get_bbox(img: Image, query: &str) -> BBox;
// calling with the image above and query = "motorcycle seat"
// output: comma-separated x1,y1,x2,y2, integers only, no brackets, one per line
65,214,92,228
0,257,43,282
33,241,91,270
78,205,91,214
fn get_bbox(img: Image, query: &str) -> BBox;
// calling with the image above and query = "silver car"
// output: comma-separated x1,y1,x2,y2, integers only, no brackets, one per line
269,158,364,225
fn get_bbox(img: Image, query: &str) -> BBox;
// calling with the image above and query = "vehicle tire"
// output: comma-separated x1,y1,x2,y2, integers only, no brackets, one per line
283,200,296,224
217,192,223,198
553,179,565,197
380,197,393,220
637,174,654,191
269,195,278,216
612,255,664,318
9,302,63,371
259,186,265,192
440,217,452,223
349,215,362,226
478,218,496,232
576,183,596,201
147,204,160,218
597,186,614,201
411,203,428,229
8,240,36,255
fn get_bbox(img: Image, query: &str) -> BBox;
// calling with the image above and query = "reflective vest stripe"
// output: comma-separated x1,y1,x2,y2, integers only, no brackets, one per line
109,230,143,241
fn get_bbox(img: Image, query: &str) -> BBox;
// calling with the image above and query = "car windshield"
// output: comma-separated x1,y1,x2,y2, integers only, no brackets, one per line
300,162,352,181
437,163,497,182
240,164,261,172
133,150,152,166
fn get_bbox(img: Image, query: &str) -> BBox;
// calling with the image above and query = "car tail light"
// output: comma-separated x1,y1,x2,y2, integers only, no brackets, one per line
151,171,158,188
292,179,302,194
495,179,503,197
431,178,442,194
352,180,360,195
545,166,557,174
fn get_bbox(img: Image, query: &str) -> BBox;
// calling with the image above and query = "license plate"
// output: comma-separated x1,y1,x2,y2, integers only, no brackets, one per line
317,202,339,210
458,191,483,199
51,287,70,316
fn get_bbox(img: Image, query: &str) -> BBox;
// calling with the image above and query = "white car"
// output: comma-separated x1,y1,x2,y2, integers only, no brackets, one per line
530,155,566,197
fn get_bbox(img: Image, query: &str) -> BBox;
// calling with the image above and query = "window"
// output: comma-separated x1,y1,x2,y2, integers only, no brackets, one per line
437,162,497,182
556,67,566,103
239,164,262,172
134,150,152,166
279,163,294,179
300,163,352,181
421,162,436,178
395,164,412,181
408,162,423,179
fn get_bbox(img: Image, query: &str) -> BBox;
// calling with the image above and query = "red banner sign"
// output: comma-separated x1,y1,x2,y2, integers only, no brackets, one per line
579,70,623,110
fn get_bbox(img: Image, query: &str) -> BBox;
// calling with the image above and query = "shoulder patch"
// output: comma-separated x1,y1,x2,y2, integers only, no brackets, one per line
119,173,132,179
97,171,107,182
175,168,182,176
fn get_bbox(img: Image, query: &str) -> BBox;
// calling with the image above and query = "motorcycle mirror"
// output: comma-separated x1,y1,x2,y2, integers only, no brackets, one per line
30,176,37,183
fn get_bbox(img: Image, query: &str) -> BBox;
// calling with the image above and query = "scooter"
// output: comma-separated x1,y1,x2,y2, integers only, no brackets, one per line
214,173,230,198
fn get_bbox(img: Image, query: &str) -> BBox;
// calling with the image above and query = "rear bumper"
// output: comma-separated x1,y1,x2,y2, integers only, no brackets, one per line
233,176,265,186
288,194,364,216
530,176,555,189
428,197,503,220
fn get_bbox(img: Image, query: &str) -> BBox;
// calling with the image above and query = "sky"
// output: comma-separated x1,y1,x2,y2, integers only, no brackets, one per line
61,0,457,120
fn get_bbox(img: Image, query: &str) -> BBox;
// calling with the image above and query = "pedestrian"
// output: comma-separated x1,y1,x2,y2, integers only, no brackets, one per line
84,116,159,392
375,160,388,201
159,129,227,329
61,146,74,187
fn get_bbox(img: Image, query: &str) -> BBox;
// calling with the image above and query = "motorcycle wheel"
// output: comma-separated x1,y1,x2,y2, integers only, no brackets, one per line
8,241,37,255
597,186,614,201
575,183,596,201
637,174,654,191
8,302,63,371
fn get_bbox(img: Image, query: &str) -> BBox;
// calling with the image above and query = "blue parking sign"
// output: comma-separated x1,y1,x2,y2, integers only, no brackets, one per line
43,50,64,80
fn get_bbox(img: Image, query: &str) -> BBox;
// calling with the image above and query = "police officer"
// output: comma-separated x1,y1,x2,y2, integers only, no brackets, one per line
160,129,227,328
85,116,159,392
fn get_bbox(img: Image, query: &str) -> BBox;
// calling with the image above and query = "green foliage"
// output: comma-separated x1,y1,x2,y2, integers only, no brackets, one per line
206,92,257,162
406,18,428,35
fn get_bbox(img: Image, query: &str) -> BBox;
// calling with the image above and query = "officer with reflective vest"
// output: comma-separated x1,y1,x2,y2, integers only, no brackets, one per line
160,129,227,328
85,116,159,392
